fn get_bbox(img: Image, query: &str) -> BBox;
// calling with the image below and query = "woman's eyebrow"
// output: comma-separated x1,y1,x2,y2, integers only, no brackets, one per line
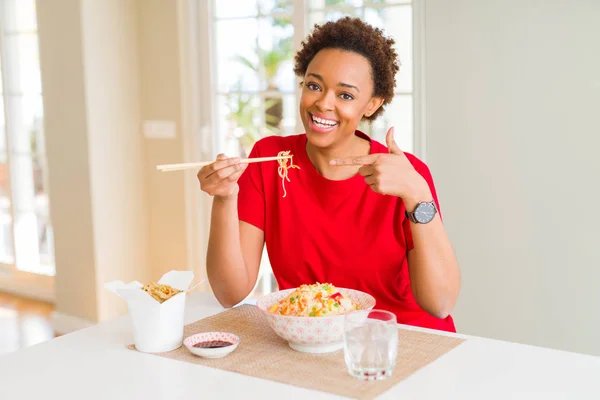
306,73,360,93
338,82,360,92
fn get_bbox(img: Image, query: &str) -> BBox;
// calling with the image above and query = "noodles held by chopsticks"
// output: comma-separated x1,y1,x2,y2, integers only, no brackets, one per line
277,151,300,198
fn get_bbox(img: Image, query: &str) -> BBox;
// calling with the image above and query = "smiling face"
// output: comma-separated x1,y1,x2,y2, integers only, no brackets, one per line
299,48,384,150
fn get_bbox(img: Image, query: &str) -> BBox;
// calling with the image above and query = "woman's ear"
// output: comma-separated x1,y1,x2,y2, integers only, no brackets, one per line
365,96,385,118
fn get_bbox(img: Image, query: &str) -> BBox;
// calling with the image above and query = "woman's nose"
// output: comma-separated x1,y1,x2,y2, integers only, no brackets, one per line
315,91,335,112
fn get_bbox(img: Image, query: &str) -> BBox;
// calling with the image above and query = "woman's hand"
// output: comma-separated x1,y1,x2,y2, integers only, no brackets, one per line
197,154,248,198
330,127,431,208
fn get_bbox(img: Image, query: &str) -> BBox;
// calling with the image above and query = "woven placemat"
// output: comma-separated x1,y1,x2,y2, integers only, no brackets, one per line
128,305,465,399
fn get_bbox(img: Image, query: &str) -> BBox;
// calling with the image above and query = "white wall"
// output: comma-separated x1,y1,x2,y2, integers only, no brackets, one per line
80,0,149,321
137,0,190,281
424,0,600,355
37,0,151,324
37,0,99,322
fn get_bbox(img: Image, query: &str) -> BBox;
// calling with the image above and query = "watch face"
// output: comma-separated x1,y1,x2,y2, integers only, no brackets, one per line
415,202,436,223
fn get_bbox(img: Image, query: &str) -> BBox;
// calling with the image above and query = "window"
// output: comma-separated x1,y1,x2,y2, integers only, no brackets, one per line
212,0,297,158
307,0,414,149
211,0,414,158
205,0,416,295
0,0,54,276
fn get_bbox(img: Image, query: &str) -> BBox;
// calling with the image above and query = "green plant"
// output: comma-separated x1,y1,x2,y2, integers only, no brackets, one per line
224,80,281,155
232,34,292,134
260,0,292,26
234,36,292,88
226,2,297,150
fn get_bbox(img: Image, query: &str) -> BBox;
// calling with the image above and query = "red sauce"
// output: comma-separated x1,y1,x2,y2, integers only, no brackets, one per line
193,340,234,349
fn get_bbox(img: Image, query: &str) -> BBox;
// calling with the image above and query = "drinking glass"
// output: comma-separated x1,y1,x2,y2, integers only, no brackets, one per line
343,309,398,380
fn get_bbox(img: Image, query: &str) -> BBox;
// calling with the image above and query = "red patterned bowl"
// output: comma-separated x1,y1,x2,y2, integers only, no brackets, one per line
256,288,376,353
183,331,240,358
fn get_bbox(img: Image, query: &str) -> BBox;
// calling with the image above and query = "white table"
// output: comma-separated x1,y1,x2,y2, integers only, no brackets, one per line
1,292,599,400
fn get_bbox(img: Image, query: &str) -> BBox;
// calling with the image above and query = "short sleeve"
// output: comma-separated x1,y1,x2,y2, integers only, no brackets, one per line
403,159,443,251
237,143,266,231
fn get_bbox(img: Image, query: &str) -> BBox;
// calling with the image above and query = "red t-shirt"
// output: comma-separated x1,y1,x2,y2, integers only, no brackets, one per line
237,131,456,332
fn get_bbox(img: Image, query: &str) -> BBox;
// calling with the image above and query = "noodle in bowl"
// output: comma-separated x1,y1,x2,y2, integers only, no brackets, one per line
256,287,376,353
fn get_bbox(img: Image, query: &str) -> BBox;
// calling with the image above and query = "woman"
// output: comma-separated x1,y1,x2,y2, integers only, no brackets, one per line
197,17,460,332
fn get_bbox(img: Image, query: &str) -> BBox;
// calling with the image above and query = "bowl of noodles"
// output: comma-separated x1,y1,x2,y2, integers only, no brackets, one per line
256,282,376,353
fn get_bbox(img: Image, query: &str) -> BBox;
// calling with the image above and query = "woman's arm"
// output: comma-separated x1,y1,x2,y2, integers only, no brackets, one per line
404,194,461,319
197,154,265,308
330,127,461,318
206,196,265,308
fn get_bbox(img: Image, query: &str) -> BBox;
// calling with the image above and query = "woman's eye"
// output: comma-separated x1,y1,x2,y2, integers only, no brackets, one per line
340,93,354,100
307,83,320,91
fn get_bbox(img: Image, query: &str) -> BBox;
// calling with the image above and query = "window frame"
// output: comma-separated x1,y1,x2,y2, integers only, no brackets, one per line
0,0,55,302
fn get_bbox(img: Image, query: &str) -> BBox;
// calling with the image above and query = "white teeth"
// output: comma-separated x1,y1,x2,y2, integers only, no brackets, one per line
311,115,337,126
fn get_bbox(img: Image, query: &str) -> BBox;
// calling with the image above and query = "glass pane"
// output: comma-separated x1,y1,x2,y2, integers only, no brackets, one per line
0,96,6,153
215,19,261,93
364,6,412,92
257,17,294,92
281,94,298,135
14,209,41,271
2,0,37,33
258,0,292,14
10,154,40,213
33,156,47,199
309,0,363,9
36,199,53,268
215,0,258,19
0,207,14,262
3,34,42,94
0,57,3,93
217,94,262,158
216,93,296,157
6,94,43,155
11,154,53,273
11,154,52,273
215,18,294,94
375,0,411,3
368,95,413,152
308,8,362,27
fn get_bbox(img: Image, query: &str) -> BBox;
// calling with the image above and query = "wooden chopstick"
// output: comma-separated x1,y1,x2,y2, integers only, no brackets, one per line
157,155,292,172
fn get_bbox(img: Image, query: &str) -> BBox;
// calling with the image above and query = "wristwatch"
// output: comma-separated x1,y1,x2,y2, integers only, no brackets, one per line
405,200,437,224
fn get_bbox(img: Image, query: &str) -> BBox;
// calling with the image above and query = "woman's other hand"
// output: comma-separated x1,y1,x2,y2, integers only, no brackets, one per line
330,127,431,208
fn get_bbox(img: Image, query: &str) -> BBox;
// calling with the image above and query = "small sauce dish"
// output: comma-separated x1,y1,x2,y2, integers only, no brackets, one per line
183,332,240,359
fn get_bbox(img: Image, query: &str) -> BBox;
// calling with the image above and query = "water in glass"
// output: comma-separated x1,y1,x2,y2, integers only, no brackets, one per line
343,309,398,380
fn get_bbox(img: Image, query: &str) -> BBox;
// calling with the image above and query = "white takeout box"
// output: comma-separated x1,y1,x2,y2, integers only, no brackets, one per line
104,270,194,353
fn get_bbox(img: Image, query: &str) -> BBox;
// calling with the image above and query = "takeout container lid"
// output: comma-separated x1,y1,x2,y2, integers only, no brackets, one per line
104,270,194,353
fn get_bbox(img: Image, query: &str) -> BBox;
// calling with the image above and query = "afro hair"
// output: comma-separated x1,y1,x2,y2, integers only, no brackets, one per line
294,16,400,120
